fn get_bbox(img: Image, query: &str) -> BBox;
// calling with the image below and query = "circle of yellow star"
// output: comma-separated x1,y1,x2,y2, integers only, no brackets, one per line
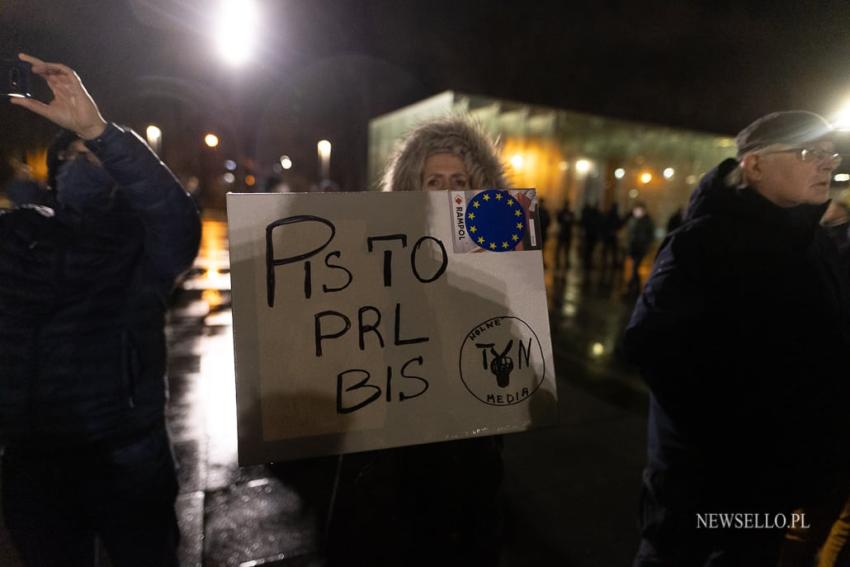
516,222,523,230
511,234,519,241
495,193,503,200
482,194,490,201
507,199,514,206
477,236,485,244
468,212,476,220
489,242,496,250
469,226,477,233
472,201,480,208
514,210,522,217
501,242,509,249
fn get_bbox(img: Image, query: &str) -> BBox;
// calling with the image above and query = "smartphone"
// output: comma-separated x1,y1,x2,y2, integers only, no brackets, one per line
0,60,32,99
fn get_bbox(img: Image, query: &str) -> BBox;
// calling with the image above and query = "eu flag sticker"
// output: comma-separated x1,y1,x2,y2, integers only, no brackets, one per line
448,189,542,254
466,189,526,252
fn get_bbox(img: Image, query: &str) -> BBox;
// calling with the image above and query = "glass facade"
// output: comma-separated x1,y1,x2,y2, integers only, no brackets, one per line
368,91,737,225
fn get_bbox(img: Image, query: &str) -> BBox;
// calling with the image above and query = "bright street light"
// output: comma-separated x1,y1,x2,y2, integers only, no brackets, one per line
663,167,675,179
146,125,162,154
640,172,653,184
280,155,293,170
834,100,850,131
204,133,220,148
576,159,591,174
614,168,625,179
510,154,524,170
318,140,332,180
215,0,259,66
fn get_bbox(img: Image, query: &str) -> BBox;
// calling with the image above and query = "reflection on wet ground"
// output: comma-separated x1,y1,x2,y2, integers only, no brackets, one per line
170,215,331,566
1,217,653,566
543,241,652,414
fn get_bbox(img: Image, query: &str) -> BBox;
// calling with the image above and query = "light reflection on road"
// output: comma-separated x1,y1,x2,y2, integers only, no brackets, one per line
178,215,240,487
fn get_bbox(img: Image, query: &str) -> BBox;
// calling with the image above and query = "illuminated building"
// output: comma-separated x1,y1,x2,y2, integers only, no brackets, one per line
368,92,736,221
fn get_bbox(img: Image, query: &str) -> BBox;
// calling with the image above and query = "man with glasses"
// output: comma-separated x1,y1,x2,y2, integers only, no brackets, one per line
625,111,850,565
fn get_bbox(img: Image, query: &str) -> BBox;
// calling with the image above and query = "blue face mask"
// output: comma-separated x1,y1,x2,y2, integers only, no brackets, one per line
55,158,115,213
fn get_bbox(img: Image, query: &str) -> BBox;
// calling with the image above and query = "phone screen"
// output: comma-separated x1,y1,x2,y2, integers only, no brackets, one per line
1,60,32,99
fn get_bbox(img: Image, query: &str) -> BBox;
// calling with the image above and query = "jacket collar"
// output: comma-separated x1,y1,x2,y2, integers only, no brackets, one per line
688,158,829,237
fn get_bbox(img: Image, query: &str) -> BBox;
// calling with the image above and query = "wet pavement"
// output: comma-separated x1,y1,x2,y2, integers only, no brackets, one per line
1,219,654,566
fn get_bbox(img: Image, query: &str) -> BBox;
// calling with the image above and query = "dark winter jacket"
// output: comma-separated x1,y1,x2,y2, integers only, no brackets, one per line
625,158,850,513
824,220,850,283
0,124,200,450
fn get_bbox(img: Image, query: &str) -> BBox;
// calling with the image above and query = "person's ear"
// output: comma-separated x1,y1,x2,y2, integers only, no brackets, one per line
740,154,764,183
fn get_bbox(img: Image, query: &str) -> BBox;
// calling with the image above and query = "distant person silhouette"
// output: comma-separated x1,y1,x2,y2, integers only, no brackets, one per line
555,200,575,269
625,203,655,292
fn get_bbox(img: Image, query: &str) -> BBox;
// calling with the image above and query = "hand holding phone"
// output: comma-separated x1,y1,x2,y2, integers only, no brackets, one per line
9,53,107,140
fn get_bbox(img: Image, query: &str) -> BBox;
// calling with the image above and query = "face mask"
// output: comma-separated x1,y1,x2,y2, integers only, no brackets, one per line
55,158,115,213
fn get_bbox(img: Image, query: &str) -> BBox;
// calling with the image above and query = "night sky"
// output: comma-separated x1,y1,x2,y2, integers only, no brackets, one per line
2,0,849,189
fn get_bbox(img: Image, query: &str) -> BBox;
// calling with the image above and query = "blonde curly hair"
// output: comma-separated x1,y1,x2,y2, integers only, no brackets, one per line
380,116,507,192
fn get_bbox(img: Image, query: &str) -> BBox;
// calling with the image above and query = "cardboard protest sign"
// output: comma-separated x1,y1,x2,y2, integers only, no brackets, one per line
227,189,557,465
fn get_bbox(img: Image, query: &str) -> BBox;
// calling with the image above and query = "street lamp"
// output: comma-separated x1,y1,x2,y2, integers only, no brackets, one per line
214,0,259,66
204,133,220,148
317,140,332,180
834,100,850,131
146,125,162,155
280,155,292,170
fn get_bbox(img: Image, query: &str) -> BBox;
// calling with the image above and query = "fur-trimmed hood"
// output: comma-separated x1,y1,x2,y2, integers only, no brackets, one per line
380,116,507,192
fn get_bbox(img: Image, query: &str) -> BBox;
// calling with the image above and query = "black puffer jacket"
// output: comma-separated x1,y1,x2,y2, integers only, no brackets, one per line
625,158,850,512
0,124,200,450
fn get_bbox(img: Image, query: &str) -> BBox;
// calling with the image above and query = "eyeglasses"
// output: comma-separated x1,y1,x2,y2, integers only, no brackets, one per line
761,147,842,168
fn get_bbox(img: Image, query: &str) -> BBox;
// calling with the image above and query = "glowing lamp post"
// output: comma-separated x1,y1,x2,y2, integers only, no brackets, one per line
215,0,259,66
318,139,332,181
834,101,850,131
146,125,162,155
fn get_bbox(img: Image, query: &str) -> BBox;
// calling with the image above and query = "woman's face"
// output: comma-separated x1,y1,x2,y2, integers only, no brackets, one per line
422,152,470,191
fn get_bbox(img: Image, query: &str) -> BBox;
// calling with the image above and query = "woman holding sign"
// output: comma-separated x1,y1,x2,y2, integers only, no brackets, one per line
326,117,508,566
